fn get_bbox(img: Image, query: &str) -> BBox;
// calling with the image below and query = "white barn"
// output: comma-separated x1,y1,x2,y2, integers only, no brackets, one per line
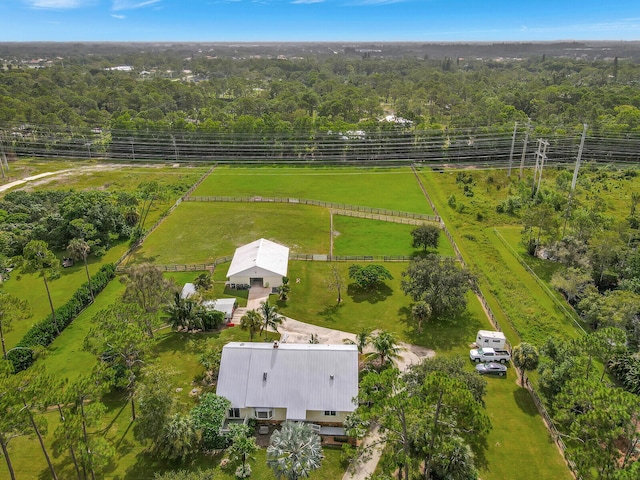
216,342,358,434
226,238,289,291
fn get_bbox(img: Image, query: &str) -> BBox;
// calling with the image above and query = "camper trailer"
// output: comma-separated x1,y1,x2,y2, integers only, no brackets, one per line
475,330,506,350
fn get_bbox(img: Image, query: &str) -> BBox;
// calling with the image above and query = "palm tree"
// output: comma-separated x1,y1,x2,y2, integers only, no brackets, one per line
343,329,370,354
278,276,291,302
21,240,61,335
367,331,403,370
267,421,323,480
259,301,283,340
67,237,94,301
512,342,540,386
165,292,201,331
240,310,263,341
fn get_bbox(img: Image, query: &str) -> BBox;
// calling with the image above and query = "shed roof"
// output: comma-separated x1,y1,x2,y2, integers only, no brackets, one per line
216,342,358,420
202,298,236,317
226,238,289,278
181,283,197,299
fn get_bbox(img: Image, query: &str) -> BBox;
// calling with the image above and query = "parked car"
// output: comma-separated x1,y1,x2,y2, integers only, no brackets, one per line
475,362,507,376
469,347,511,363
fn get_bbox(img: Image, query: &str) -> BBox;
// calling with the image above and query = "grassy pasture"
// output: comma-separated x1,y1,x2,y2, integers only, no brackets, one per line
417,168,582,346
5,163,578,480
126,202,331,265
194,165,434,214
332,215,455,257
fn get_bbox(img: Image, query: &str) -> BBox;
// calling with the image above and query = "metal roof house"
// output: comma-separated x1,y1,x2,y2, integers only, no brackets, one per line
226,238,289,291
216,342,358,431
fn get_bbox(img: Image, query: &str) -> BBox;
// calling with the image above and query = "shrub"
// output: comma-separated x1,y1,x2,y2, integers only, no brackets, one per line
8,263,116,372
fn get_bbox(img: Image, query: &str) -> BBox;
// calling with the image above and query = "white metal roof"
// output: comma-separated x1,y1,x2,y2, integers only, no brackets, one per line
202,298,236,317
216,342,358,420
181,283,197,299
226,238,289,278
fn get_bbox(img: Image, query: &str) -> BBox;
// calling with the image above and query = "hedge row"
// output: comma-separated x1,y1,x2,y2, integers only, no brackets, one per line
8,263,116,372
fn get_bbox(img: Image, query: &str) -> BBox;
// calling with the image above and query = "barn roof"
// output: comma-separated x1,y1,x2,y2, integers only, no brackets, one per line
226,238,289,278
216,342,358,420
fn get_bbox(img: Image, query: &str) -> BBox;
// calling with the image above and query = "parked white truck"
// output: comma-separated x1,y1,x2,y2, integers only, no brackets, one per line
469,347,511,364
475,330,507,350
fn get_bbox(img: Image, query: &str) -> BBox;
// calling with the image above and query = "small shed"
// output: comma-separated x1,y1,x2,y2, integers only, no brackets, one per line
202,298,237,322
180,283,197,299
226,238,289,290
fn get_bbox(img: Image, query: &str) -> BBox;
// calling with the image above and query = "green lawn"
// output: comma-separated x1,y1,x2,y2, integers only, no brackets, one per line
333,215,454,257
2,241,129,351
417,168,581,346
4,164,580,480
126,202,331,265
194,165,434,214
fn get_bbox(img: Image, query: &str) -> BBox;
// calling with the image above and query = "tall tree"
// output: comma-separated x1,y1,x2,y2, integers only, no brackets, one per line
367,331,402,370
21,240,61,334
267,421,323,480
0,293,30,359
325,264,345,304
259,301,284,340
278,276,291,303
134,365,175,449
411,224,441,252
411,300,432,333
84,303,153,420
67,237,95,301
401,255,475,318
556,377,640,479
190,393,231,451
227,424,259,479
240,309,263,341
512,342,540,386
121,263,176,337
0,360,31,480
348,264,393,290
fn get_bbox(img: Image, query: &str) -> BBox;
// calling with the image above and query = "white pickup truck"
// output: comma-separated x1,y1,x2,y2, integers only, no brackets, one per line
469,347,511,364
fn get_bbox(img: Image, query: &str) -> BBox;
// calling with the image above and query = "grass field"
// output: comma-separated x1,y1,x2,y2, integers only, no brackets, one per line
417,168,582,346
4,163,578,480
332,215,455,257
194,165,434,214
126,202,331,265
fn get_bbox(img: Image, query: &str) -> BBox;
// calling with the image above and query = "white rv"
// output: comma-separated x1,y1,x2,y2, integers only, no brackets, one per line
475,330,506,350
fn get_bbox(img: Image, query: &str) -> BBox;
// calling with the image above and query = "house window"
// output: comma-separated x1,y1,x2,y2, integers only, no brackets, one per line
324,411,337,416
228,408,241,419
255,408,273,420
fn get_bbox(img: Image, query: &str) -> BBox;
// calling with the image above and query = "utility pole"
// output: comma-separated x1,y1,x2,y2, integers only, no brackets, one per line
507,122,517,177
532,138,549,197
519,120,531,180
563,124,588,235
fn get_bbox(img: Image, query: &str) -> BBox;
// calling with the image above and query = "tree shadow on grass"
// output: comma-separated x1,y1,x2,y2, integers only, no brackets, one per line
316,302,343,323
513,387,539,416
469,433,490,473
118,451,222,480
398,306,484,352
347,283,392,304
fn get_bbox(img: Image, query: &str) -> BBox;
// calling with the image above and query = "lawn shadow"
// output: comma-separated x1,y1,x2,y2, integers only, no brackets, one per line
513,386,539,416
118,451,220,480
398,306,484,352
347,283,392,304
316,302,343,323
469,433,490,473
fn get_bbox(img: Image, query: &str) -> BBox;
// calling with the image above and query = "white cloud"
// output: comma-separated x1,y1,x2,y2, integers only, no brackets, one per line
112,0,161,11
111,14,126,19
24,0,90,8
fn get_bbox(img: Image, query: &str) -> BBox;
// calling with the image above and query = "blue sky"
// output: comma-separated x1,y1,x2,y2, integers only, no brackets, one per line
0,0,638,42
